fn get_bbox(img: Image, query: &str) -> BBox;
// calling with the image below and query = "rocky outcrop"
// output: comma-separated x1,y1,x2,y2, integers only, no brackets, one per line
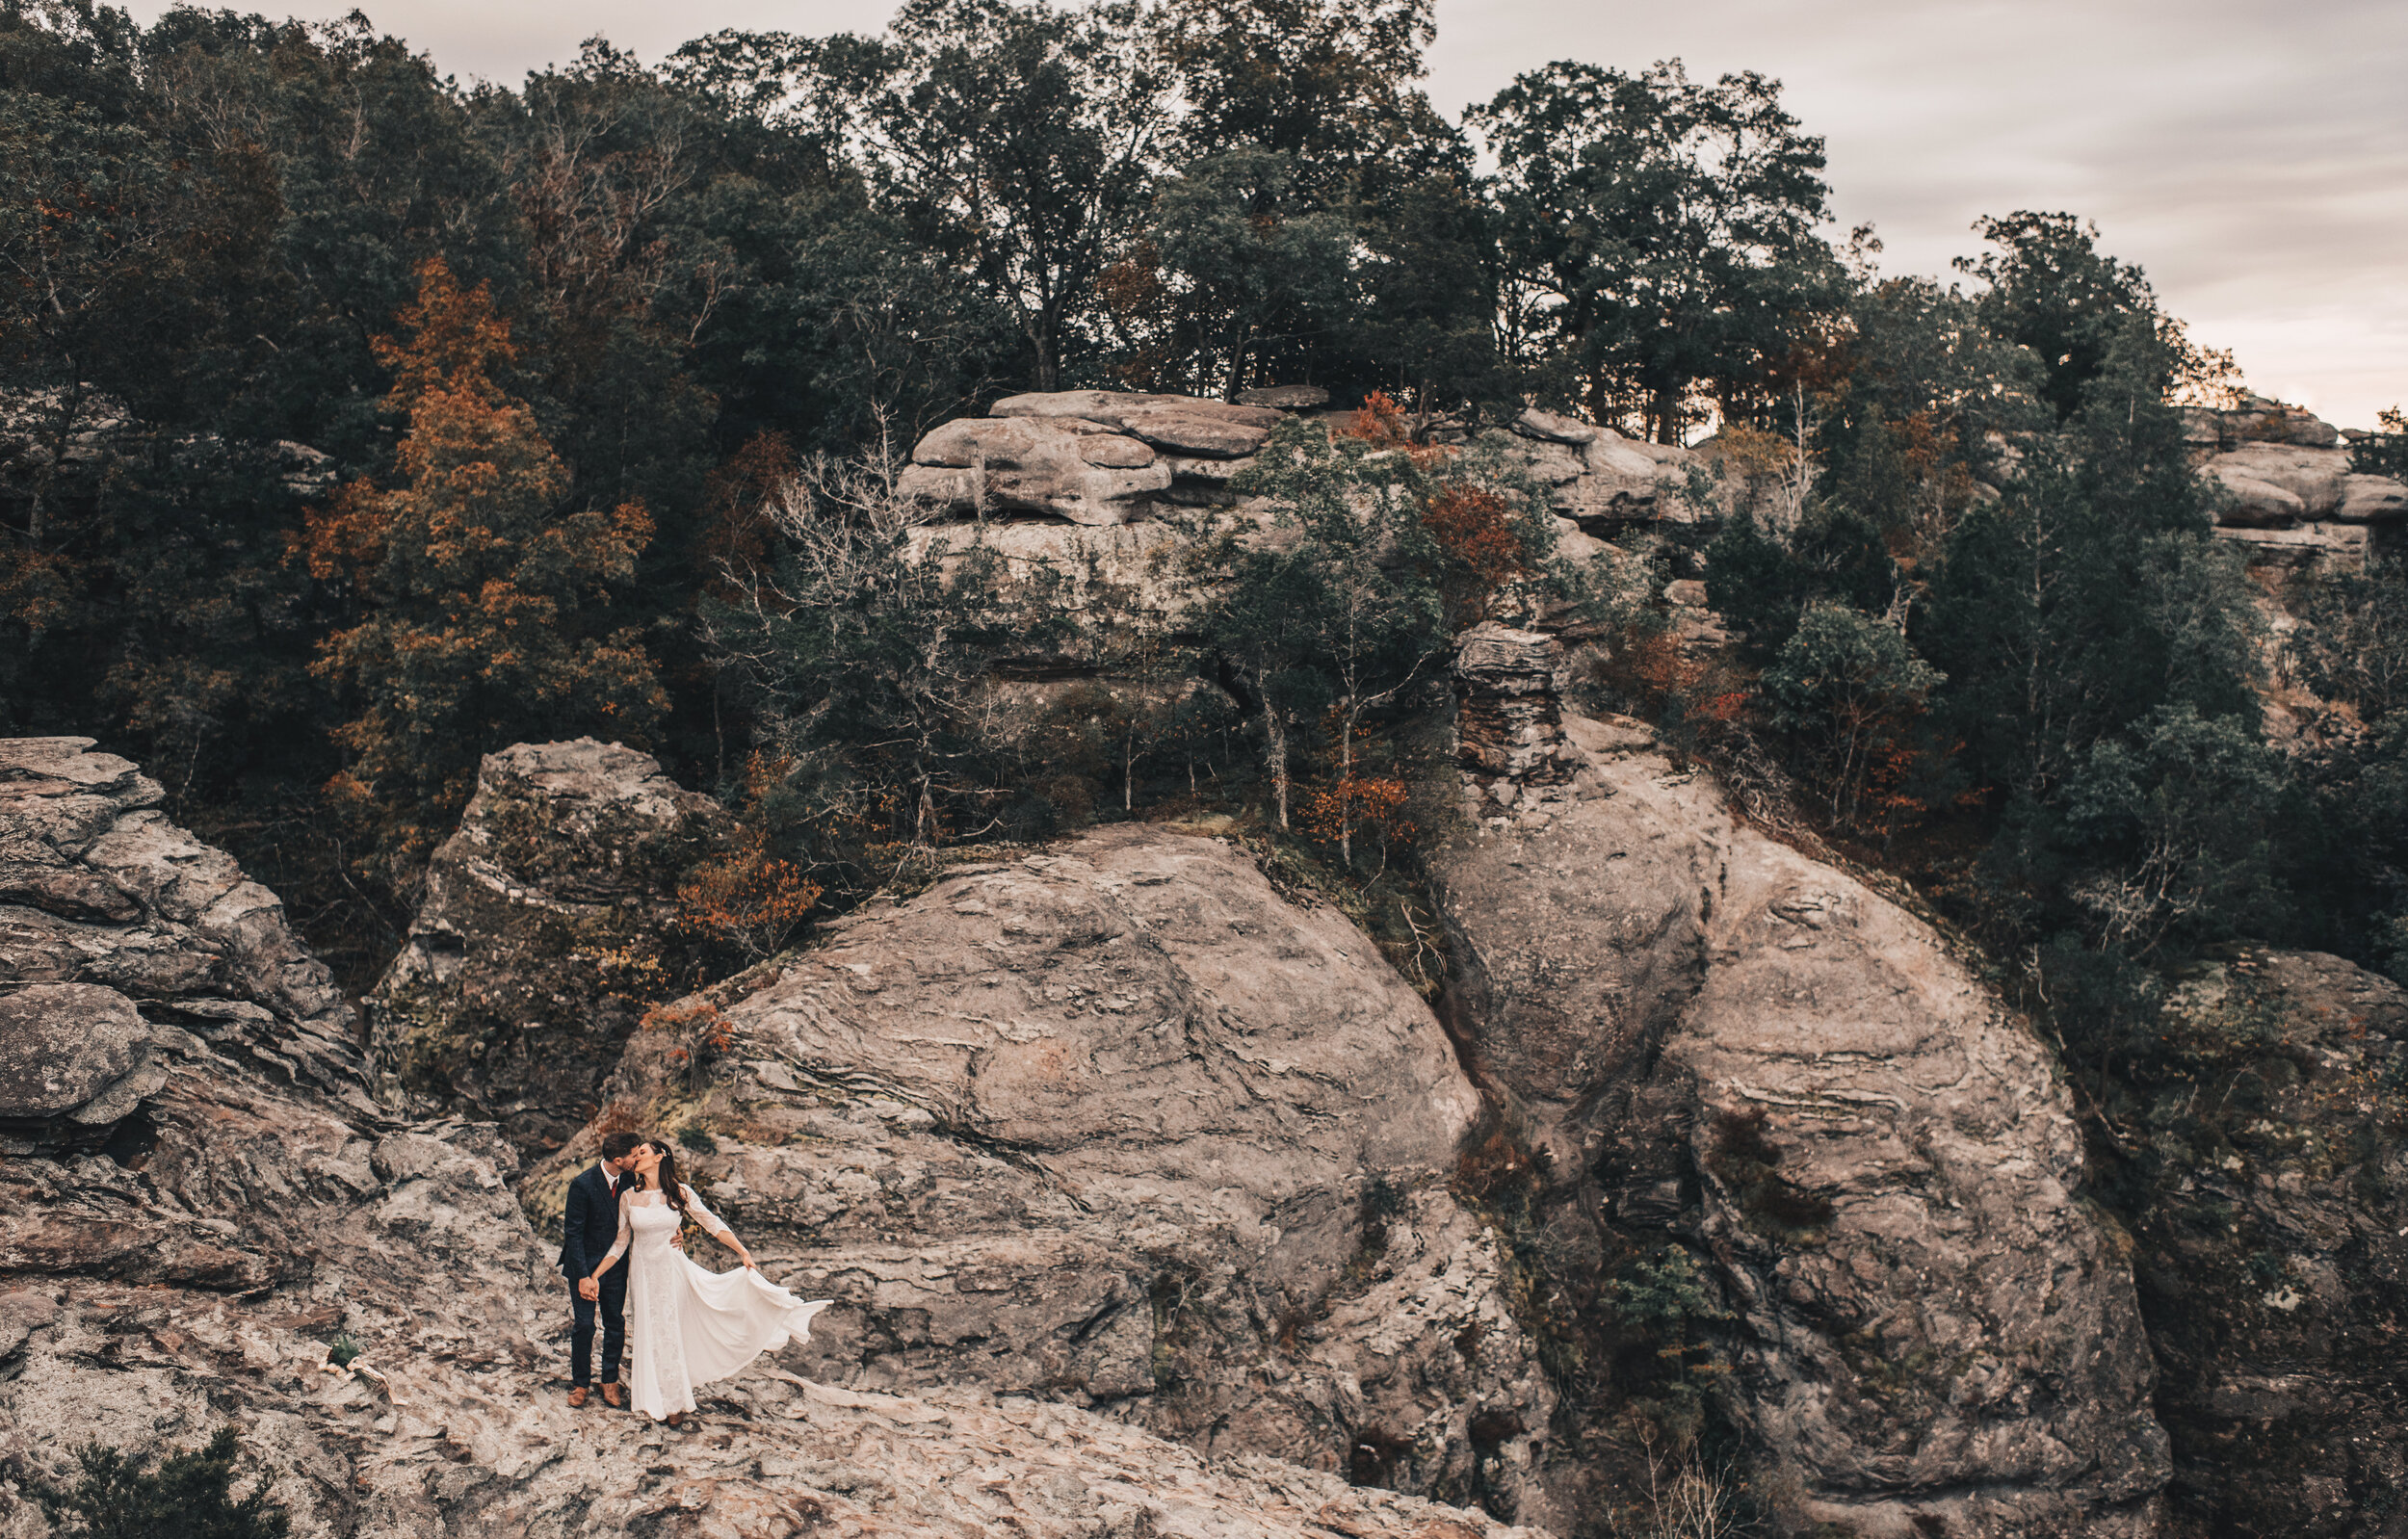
2100,948,2408,1539
894,389,1714,535
1425,655,2171,1537
533,823,1560,1521
2185,397,2408,582
367,739,734,1158
0,737,1546,1539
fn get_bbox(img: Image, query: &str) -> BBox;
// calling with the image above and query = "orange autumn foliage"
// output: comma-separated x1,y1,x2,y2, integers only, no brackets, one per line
675,753,821,961
1422,484,1526,597
304,256,667,869
1300,772,1415,851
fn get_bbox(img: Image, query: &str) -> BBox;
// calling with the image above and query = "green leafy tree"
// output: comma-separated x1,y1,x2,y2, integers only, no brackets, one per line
2058,704,2290,955
804,0,1167,391
1762,600,1944,832
1473,59,1844,441
1189,417,1554,843
1130,146,1356,398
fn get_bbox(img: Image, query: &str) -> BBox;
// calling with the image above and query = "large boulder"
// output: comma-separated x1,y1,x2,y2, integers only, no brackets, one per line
2101,948,2408,1539
367,739,734,1158
533,823,1561,1520
1423,676,2170,1536
0,736,1547,1539
2208,441,2352,523
990,390,1286,458
901,415,1174,526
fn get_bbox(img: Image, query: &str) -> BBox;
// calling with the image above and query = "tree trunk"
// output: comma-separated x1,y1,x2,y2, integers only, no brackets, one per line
1652,381,1683,446
1258,666,1290,829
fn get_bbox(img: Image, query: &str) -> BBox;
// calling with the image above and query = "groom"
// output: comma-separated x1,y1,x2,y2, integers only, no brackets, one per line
559,1131,644,1407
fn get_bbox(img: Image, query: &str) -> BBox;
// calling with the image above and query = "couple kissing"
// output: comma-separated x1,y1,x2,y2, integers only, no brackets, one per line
558,1130,829,1425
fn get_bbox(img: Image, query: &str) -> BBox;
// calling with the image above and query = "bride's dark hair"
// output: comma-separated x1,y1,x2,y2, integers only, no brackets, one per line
648,1140,694,1222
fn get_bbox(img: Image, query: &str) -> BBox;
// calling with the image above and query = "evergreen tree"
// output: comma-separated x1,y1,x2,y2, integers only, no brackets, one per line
305,257,666,870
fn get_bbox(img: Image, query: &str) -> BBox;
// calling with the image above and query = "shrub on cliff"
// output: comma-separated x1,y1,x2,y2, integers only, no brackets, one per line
28,1426,289,1539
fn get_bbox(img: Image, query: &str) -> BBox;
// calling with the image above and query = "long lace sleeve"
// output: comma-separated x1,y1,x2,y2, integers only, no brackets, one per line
592,1192,633,1276
682,1184,736,1243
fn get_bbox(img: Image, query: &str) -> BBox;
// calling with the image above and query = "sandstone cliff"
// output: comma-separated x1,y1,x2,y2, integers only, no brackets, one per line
531,823,1560,1521
0,738,1539,1539
1431,636,2172,1538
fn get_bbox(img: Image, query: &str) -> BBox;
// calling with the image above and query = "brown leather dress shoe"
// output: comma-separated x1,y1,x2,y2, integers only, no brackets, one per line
567,1386,589,1408
600,1382,623,1408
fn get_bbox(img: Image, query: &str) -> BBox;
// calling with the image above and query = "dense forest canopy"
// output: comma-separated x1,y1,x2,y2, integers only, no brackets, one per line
2,0,2405,1036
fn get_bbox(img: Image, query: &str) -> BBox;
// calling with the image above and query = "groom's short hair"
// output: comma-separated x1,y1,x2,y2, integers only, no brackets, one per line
598,1131,642,1161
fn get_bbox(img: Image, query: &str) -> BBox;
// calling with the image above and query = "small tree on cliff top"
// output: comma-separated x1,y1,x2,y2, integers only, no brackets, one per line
305,257,666,872
1190,413,1556,853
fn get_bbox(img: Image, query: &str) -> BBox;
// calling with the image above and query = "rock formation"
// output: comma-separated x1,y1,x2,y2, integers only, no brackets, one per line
366,739,734,1156
2102,948,2408,1539
1428,642,2172,1537
532,823,1560,1521
2186,396,2408,578
894,387,1716,535
0,736,1541,1539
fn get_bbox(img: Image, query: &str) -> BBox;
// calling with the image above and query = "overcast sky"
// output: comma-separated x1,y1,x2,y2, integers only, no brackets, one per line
124,0,2408,429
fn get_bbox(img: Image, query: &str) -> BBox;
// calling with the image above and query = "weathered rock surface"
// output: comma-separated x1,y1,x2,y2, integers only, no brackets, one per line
2100,948,2408,1539
367,739,734,1158
897,390,1716,534
900,416,1174,526
2186,397,2408,570
534,824,1560,1520
0,738,1546,1539
1426,654,2171,1537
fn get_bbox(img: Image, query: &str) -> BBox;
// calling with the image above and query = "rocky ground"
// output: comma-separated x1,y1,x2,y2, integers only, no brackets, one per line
0,738,1536,1539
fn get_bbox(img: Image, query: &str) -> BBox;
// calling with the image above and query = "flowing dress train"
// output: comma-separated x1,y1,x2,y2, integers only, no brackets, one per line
594,1185,830,1421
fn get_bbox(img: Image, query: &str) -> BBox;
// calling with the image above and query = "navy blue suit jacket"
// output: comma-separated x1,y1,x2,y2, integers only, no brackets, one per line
558,1163,626,1282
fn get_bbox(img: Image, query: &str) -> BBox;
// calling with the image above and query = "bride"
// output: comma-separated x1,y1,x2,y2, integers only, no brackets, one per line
583,1137,828,1425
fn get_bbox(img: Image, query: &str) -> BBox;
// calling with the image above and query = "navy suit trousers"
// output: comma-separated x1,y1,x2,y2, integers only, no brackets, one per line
567,1265,628,1388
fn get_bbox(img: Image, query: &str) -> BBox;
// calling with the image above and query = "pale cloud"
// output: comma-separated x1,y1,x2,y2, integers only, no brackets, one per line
121,0,2408,427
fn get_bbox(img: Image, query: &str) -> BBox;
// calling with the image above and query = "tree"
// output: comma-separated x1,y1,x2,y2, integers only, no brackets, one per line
1761,600,1943,832
28,1425,290,1539
1124,145,1356,398
805,0,1168,392
702,446,1079,862
1473,60,1844,442
1189,415,1549,844
2059,704,2289,955
1157,0,1447,196
305,256,667,871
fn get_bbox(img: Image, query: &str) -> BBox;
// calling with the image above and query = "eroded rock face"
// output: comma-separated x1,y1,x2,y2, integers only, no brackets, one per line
896,389,1717,535
1426,695,2171,1537
534,823,1560,1520
0,738,1547,1539
367,738,734,1158
2103,948,2408,1539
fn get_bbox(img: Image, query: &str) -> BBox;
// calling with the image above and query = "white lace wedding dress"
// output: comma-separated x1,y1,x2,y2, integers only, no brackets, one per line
594,1185,830,1421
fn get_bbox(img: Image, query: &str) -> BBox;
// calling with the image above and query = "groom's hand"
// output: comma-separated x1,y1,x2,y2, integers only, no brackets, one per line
578,1277,599,1301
